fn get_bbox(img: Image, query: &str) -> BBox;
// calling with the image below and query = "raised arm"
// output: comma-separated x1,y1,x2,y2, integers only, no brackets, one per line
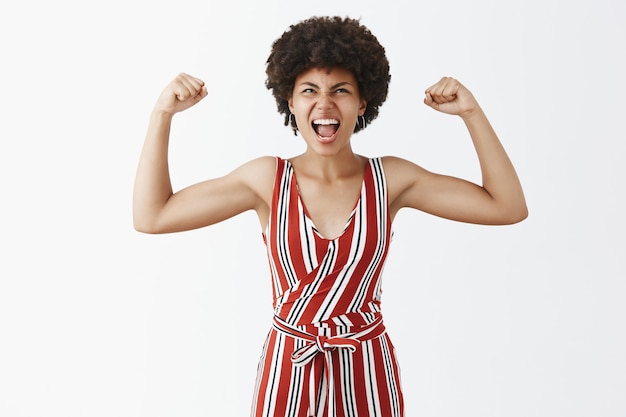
132,73,274,234
387,77,528,225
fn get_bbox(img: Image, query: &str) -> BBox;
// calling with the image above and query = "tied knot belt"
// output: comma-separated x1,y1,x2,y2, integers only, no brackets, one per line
272,315,386,416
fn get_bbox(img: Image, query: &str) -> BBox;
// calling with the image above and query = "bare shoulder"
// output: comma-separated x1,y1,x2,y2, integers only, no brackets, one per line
380,155,419,173
232,155,277,205
235,155,277,177
380,155,429,190
380,155,431,217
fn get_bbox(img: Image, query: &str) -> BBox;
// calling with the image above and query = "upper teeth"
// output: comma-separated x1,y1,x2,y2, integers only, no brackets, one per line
313,119,339,125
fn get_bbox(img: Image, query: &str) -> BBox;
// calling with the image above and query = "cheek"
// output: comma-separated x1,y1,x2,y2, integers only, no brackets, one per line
292,101,314,115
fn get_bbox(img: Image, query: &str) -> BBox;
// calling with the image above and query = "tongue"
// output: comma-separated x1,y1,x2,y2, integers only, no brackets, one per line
317,124,338,137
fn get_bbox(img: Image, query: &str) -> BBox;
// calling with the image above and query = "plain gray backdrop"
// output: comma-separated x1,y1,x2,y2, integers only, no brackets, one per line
1,0,624,416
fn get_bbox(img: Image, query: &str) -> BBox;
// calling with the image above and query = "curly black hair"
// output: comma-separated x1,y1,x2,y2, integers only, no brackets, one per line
265,16,391,135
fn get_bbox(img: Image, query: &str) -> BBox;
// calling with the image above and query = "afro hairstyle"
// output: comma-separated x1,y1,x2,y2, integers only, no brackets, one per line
265,16,391,135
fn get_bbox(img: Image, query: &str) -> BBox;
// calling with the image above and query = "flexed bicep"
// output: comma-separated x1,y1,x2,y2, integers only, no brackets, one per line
386,156,524,226
140,156,276,234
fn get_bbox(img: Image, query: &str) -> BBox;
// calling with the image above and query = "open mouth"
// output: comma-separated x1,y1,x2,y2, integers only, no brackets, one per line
312,119,340,138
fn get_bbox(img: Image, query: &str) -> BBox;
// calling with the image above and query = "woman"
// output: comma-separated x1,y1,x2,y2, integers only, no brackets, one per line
133,16,527,417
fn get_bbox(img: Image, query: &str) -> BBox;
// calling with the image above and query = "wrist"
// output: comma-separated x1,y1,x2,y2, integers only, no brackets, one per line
150,108,175,122
459,105,485,123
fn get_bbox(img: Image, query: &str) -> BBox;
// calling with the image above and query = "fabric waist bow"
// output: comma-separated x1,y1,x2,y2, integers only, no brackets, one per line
272,315,387,416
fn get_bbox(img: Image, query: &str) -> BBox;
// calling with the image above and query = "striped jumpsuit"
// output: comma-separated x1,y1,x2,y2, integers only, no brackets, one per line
251,157,404,417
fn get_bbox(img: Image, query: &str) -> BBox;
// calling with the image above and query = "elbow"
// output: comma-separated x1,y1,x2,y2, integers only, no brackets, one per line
509,210,528,225
133,202,170,233
134,224,153,234
518,205,529,222
500,203,529,225
133,214,163,234
133,220,156,234
134,224,166,234
514,198,529,223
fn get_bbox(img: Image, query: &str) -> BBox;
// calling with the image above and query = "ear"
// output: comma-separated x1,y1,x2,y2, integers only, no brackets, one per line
288,97,294,113
359,100,367,116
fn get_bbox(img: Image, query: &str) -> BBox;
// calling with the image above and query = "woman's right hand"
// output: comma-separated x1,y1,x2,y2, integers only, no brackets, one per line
153,73,208,115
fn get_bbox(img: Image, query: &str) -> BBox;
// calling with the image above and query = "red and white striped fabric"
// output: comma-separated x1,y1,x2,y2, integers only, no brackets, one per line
251,157,404,417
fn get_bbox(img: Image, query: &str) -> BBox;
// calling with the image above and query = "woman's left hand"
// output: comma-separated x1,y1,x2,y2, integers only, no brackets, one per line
424,77,480,119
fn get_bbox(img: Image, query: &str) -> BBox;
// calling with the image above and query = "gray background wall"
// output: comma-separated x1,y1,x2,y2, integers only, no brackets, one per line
1,0,624,416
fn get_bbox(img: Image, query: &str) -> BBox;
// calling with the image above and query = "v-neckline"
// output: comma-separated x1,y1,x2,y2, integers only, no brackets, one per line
286,159,370,241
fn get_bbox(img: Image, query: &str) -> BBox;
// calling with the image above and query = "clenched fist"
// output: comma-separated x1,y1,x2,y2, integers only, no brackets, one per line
424,77,481,119
153,73,208,115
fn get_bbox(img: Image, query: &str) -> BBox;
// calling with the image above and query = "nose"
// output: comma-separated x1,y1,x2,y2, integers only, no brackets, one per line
316,92,335,110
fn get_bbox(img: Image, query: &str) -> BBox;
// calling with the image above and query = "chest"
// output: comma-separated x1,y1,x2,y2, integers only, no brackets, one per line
295,176,364,240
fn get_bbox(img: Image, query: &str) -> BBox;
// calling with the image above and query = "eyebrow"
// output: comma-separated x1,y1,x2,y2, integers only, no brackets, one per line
298,81,354,89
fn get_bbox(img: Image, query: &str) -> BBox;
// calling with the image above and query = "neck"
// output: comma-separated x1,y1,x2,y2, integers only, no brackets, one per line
293,150,365,181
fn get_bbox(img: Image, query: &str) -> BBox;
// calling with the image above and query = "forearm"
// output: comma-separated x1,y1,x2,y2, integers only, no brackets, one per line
462,107,527,218
132,111,175,232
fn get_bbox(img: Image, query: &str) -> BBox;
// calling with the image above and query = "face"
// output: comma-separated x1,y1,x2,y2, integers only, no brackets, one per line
288,67,367,156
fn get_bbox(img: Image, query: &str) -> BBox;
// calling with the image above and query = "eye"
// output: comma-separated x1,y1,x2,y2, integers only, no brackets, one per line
335,88,350,94
301,88,316,94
